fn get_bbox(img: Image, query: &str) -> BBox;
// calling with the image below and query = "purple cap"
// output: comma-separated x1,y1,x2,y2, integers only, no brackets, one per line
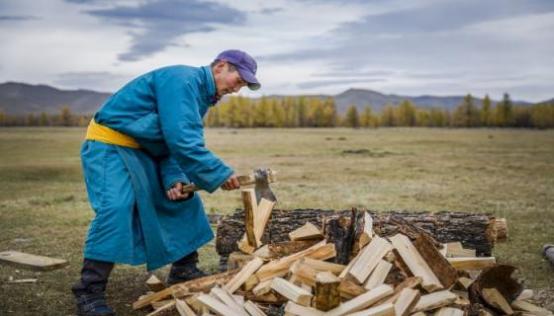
215,49,260,90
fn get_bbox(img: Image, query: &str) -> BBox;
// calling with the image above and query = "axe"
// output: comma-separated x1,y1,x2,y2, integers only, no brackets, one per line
181,168,277,203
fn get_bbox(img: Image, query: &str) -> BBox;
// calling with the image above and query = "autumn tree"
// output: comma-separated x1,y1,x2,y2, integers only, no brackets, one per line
495,93,514,127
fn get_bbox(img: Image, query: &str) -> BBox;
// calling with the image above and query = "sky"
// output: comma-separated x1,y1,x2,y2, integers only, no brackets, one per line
1,0,553,102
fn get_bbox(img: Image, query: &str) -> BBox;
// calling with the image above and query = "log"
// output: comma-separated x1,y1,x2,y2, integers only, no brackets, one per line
216,209,499,269
313,271,340,311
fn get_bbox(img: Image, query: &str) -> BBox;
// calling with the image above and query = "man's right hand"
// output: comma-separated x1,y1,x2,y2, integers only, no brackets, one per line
221,174,240,190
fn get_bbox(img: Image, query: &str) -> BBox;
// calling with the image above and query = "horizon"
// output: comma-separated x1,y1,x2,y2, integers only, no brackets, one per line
1,0,553,102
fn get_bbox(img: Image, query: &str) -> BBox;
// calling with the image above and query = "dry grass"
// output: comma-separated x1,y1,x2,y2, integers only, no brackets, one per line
0,127,552,315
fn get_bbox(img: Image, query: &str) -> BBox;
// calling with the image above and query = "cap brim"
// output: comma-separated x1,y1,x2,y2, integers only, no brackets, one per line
237,66,261,91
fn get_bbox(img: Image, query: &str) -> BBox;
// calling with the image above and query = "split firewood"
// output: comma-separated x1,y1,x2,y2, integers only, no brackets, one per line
290,259,318,286
348,236,393,284
448,257,496,270
445,242,476,258
393,288,420,316
152,299,175,309
146,300,176,316
270,277,313,306
175,299,197,316
224,257,264,294
338,277,367,300
254,199,276,247
244,301,268,316
481,288,514,315
289,222,324,241
227,252,256,270
389,234,442,292
378,276,422,305
364,259,392,290
253,240,321,260
515,289,534,301
243,189,258,248
412,233,458,289
433,307,464,316
412,290,458,313
0,250,68,271
511,300,553,316
456,277,473,290
252,279,273,296
347,302,394,316
198,294,244,316
355,211,374,251
284,301,324,316
146,275,166,292
210,287,249,316
325,284,394,316
313,271,340,311
134,269,239,310
302,257,345,275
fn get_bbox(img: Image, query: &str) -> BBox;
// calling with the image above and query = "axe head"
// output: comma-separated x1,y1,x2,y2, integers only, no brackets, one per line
253,168,276,204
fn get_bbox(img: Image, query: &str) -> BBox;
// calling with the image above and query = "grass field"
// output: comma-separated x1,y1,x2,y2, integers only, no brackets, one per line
0,127,553,315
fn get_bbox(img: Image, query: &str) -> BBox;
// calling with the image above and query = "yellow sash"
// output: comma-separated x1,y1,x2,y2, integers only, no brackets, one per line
85,119,141,149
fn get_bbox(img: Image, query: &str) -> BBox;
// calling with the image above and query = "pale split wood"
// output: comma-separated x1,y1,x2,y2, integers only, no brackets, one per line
224,257,264,294
227,252,256,270
151,299,174,309
271,277,313,306
242,275,259,291
412,290,457,313
210,287,249,316
325,284,394,316
176,298,198,316
433,307,464,316
289,222,324,241
146,300,176,316
349,236,393,284
238,236,256,254
146,274,166,292
445,242,476,258
290,259,318,286
242,189,258,248
231,294,244,306
0,250,68,271
254,198,275,246
314,271,340,311
511,300,553,316
394,288,421,316
378,276,422,305
244,301,268,316
481,288,513,315
515,289,534,301
339,246,363,279
338,277,367,300
347,302,395,316
456,277,473,290
389,234,442,292
198,294,243,316
252,279,273,296
364,259,392,290
413,233,458,289
284,301,324,316
447,257,496,270
302,258,345,275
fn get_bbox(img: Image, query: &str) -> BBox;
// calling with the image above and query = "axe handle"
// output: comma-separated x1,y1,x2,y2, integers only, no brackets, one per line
181,175,257,193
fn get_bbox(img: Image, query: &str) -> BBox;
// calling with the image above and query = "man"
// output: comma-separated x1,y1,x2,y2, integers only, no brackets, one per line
72,49,260,316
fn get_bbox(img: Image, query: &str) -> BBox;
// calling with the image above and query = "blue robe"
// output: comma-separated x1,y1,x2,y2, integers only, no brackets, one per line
81,65,233,271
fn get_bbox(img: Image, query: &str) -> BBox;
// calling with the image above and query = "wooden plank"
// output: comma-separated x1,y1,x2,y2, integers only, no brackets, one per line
224,257,264,294
325,284,394,316
433,307,464,316
254,198,275,247
364,259,392,290
412,291,457,313
445,242,476,258
314,271,340,311
242,189,258,248
254,240,321,260
176,299,198,316
252,279,273,296
339,246,363,279
134,269,239,310
394,288,420,316
255,241,332,282
284,301,324,316
349,236,393,284
481,288,513,315
210,287,249,316
290,259,318,287
447,257,496,270
289,222,323,241
347,303,395,316
198,294,243,316
146,274,166,292
0,250,68,271
271,277,313,306
389,234,442,292
302,258,345,275
413,233,457,289
244,301,267,316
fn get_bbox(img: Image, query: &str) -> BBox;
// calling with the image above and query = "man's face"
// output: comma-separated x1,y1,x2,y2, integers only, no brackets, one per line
213,61,247,99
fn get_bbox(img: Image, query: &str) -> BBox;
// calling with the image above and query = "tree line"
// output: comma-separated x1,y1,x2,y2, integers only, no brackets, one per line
1,93,553,128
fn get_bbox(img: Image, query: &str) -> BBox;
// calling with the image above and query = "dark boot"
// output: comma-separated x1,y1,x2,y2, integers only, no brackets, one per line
72,258,115,316
167,251,207,285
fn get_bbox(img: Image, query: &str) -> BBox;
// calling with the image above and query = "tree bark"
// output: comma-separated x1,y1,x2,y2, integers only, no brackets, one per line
216,209,500,270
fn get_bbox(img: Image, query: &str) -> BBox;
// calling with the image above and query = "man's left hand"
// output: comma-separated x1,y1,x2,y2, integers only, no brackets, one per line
166,182,191,201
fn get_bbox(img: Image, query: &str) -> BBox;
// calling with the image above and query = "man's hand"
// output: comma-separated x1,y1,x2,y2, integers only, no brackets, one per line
221,174,240,190
166,182,191,201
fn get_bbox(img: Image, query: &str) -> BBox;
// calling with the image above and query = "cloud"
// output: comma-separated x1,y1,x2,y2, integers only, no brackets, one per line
0,15,39,21
297,78,386,89
54,71,131,92
84,0,246,61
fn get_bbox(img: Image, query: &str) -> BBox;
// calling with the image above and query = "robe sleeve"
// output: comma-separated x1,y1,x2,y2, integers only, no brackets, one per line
155,68,233,193
159,156,190,191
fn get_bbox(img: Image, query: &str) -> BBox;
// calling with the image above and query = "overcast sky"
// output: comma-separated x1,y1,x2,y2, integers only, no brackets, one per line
1,0,553,101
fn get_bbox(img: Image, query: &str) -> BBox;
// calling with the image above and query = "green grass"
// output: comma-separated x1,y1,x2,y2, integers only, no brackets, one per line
0,127,553,315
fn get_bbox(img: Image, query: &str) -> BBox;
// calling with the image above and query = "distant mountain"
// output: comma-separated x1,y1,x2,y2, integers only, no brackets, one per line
0,82,542,115
0,82,111,115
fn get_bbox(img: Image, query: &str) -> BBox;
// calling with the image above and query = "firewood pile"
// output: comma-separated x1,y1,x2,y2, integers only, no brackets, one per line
133,189,550,316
